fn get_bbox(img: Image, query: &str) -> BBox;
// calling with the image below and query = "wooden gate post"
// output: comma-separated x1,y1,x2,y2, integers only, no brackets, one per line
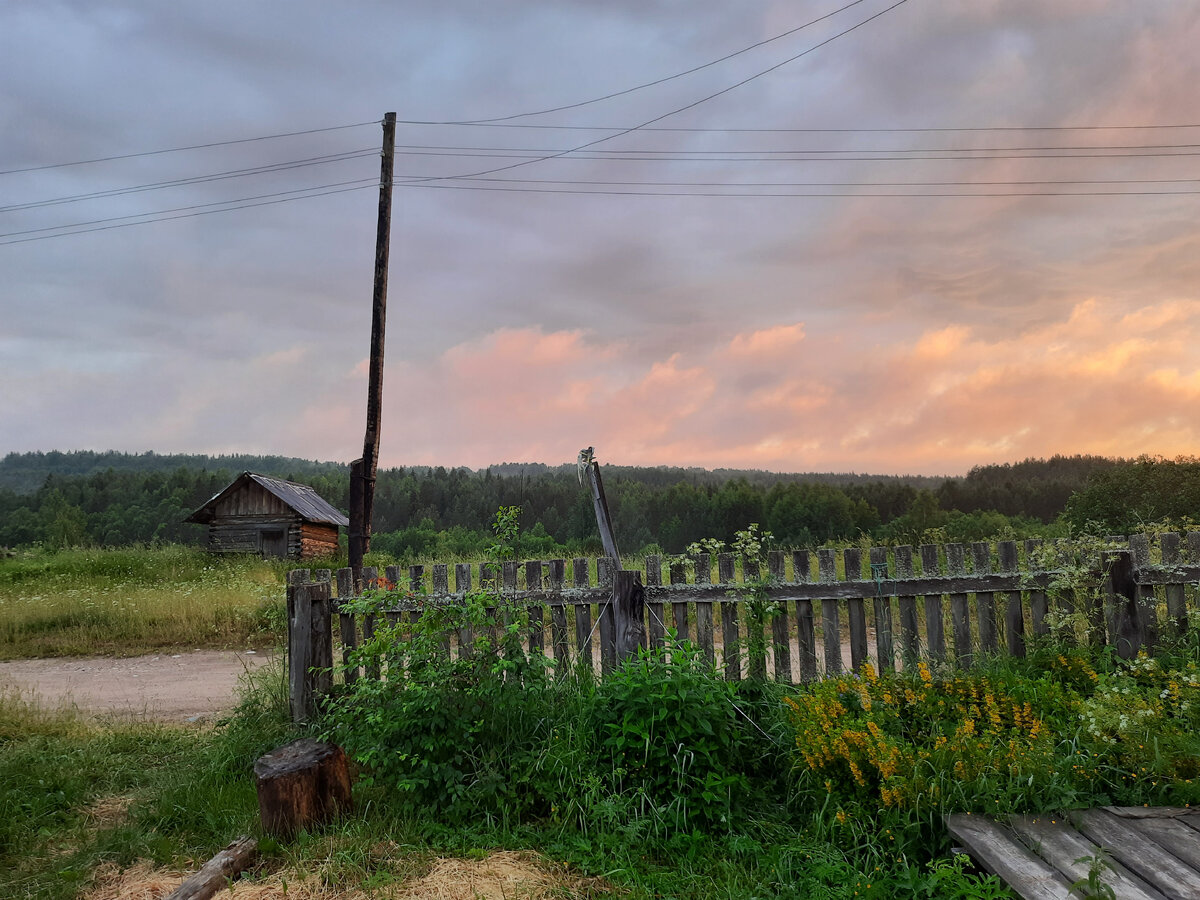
613,569,645,664
1106,550,1142,659
289,579,333,722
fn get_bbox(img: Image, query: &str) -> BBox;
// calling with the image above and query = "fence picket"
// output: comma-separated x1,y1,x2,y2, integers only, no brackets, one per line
818,549,840,675
793,549,817,680
870,546,894,672
844,548,868,671
599,557,616,674
362,566,380,678
645,555,666,650
1161,533,1188,635
573,558,592,669
999,542,1024,657
947,544,972,667
920,545,945,664
526,560,544,655
336,567,357,684
769,551,792,682
971,543,998,654
1025,539,1049,638
670,558,690,643
894,546,919,667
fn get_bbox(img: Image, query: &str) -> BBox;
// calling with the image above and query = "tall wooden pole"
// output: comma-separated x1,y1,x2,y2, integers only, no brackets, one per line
349,111,397,586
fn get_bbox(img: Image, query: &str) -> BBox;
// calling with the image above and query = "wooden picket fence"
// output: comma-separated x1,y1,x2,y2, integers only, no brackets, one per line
286,533,1200,721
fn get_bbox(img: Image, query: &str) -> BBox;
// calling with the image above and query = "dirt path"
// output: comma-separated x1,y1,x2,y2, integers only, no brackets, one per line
0,649,278,722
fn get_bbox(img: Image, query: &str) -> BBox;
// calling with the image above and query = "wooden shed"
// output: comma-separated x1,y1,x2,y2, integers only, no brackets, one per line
186,472,348,560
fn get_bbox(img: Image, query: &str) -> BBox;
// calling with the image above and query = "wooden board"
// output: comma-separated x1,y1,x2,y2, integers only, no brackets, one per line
945,814,1071,900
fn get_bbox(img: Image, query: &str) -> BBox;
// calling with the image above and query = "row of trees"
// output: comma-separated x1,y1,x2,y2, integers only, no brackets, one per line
0,450,1166,556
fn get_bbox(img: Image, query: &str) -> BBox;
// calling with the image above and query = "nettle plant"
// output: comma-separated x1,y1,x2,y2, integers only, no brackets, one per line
324,562,557,819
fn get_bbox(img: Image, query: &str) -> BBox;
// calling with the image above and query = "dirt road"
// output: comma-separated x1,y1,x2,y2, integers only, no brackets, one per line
0,649,278,722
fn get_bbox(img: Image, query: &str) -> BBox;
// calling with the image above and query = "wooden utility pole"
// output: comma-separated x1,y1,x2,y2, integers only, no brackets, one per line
349,112,397,585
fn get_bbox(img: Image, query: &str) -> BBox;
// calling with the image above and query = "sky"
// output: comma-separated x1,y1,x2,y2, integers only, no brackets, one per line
3,1,1200,477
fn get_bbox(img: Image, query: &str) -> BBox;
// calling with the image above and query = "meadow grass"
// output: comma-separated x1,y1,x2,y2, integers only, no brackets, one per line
0,546,288,658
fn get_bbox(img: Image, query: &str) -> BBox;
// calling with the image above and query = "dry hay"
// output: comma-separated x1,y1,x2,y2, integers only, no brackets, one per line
82,795,134,829
83,850,609,900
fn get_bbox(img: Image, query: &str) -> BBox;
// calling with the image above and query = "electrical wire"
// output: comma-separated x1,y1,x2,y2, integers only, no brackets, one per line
0,148,377,213
0,178,378,243
396,181,1200,198
406,0,911,186
0,121,380,176
425,0,873,124
393,120,1200,134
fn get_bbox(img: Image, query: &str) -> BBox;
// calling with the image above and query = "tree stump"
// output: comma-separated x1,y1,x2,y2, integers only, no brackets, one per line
254,739,352,839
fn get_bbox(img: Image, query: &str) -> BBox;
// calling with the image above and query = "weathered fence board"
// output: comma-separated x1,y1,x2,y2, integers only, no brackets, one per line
289,534,1200,710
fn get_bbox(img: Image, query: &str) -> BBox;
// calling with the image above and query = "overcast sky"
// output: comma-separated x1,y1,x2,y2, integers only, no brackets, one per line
3,1,1199,476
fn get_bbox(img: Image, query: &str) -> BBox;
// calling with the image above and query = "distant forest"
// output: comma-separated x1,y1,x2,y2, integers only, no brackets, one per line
7,449,1187,558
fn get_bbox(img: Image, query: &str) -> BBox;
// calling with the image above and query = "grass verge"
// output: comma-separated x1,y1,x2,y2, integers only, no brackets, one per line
0,546,288,658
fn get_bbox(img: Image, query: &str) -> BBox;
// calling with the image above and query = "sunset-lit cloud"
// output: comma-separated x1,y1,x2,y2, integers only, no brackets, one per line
3,2,1200,479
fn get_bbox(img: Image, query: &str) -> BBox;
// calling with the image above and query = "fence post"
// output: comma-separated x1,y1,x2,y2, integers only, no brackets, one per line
613,569,646,664
289,579,332,723
1106,550,1141,659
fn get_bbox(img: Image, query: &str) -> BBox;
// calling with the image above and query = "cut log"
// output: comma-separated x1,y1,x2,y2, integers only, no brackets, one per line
165,836,257,900
254,739,353,839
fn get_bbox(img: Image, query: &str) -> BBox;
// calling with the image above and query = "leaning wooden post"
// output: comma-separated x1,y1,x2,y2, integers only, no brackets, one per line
613,569,646,664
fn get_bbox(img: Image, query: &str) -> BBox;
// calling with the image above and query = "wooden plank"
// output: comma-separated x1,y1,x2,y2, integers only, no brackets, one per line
770,550,792,683
336,568,357,685
999,541,1024,657
973,542,999,654
945,814,1072,900
1160,532,1188,635
818,549,841,675
289,577,313,723
455,563,472,659
613,570,646,664
920,544,945,664
526,560,544,655
360,566,379,678
1009,814,1168,900
721,593,740,680
894,546,919,667
1129,534,1159,654
1071,808,1200,900
1025,539,1049,638
794,549,816,681
547,559,570,671
598,559,617,675
670,557,690,643
744,558,767,681
644,555,666,651
697,553,717,667
573,558,592,669
870,546,894,672
845,548,868,671
1121,814,1200,871
947,544,972,668
480,563,499,649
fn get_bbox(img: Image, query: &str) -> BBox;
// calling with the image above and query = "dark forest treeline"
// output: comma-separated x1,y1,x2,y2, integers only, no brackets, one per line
0,450,1133,554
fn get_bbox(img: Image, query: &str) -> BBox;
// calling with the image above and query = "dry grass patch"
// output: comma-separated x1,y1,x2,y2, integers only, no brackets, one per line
82,851,612,900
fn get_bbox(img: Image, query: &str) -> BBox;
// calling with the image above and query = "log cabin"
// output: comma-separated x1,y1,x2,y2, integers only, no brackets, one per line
186,472,348,560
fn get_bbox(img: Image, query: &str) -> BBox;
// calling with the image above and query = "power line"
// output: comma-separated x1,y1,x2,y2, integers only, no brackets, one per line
0,178,378,242
394,120,1200,134
405,0,911,186
407,174,1200,188
0,120,380,177
389,148,1200,162
434,0,872,123
398,181,1200,198
0,148,377,213
389,140,1200,154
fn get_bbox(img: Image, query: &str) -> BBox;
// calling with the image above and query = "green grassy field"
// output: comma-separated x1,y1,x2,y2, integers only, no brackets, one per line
0,546,292,659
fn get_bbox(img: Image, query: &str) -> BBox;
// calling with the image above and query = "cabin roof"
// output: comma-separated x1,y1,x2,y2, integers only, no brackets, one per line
185,472,349,527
